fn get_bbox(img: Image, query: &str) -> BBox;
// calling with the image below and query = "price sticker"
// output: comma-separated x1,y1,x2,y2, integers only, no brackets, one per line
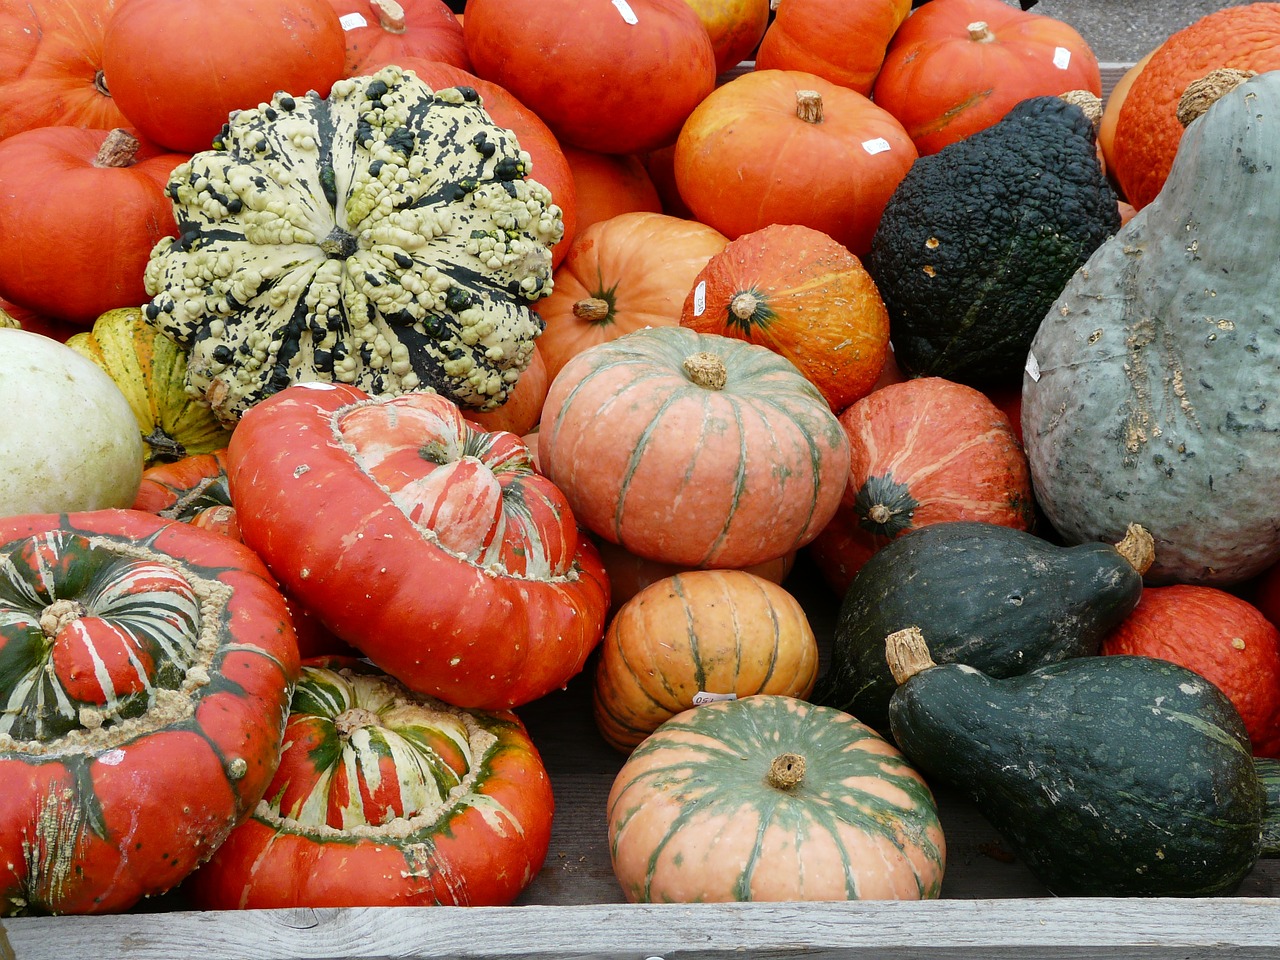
692,691,738,706
339,12,367,29
861,137,892,155
1052,47,1072,70
692,280,707,317
612,0,639,24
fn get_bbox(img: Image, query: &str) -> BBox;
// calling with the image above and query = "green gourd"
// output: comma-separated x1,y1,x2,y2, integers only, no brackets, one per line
1023,70,1280,586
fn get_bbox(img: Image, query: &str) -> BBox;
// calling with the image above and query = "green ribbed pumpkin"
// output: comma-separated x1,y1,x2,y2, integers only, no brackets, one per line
606,694,946,902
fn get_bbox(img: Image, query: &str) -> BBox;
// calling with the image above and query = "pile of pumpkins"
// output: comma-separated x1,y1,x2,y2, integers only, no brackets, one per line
3,0,1280,916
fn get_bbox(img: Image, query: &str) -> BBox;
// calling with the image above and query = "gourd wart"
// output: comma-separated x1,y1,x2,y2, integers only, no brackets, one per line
143,65,563,426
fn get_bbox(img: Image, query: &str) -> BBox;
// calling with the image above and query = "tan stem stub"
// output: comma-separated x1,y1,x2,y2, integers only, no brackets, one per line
867,503,893,525
885,626,936,686
572,297,611,323
796,90,823,124
40,598,88,638
1114,523,1156,576
93,128,141,169
683,351,728,390
1176,68,1257,127
93,69,110,98
370,0,406,32
1059,89,1103,129
967,21,995,43
767,752,806,790
729,292,760,321
333,706,383,738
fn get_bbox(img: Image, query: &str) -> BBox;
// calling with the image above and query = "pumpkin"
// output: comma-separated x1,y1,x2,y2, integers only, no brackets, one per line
673,69,917,257
226,381,609,710
679,223,890,412
684,0,771,75
1102,585,1280,759
533,212,728,384
1022,70,1280,586
871,0,1102,156
806,377,1034,595
562,146,663,236
1097,47,1159,200
66,308,234,467
0,127,183,326
607,694,946,902
0,298,80,342
0,329,143,516
593,570,819,752
462,0,716,154
101,0,347,153
132,448,240,540
327,0,470,77
0,508,299,915
0,0,127,140
142,65,563,426
1109,4,1280,210
183,658,553,908
754,0,911,94
537,325,850,569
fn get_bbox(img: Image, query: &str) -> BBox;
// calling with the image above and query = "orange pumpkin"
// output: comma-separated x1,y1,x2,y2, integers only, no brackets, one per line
679,223,889,412
327,0,469,77
754,0,911,94
1097,48,1159,201
538,325,850,569
593,569,819,752
562,146,663,235
871,0,1102,156
685,0,772,75
673,69,917,256
807,376,1035,594
533,212,729,383
1108,4,1280,210
1102,585,1280,758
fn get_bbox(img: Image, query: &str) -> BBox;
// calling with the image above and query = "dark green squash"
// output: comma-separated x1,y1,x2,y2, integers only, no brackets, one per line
887,630,1264,897
1258,757,1280,859
812,520,1152,733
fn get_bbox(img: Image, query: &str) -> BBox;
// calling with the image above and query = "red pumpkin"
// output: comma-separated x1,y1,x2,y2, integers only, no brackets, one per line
0,0,128,140
0,127,184,325
562,145,664,235
807,376,1035,594
226,382,610,710
871,0,1102,156
0,509,299,914
0,297,80,342
674,69,917,256
684,0,771,75
102,0,347,152
1102,586,1280,758
538,325,850,569
462,0,717,154
754,0,911,94
327,0,469,76
184,658,554,908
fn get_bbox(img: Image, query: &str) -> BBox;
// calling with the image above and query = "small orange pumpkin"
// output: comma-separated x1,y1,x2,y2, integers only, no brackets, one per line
562,146,663,235
679,223,889,412
327,0,470,77
754,0,911,94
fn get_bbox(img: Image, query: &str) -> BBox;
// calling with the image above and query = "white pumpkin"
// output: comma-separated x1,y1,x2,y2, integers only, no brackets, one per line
0,329,144,516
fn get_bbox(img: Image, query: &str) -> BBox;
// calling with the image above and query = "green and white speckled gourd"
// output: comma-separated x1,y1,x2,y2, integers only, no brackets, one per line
1023,69,1280,585
143,65,563,426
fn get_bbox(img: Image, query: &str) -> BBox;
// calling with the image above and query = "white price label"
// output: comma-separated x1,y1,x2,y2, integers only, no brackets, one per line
1025,351,1041,382
339,12,367,30
1052,46,1072,70
861,137,892,155
692,280,707,317
692,691,738,706
612,0,638,24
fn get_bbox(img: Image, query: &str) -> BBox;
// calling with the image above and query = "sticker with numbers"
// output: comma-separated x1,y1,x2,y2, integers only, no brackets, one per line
339,12,367,29
862,137,892,155
692,691,738,705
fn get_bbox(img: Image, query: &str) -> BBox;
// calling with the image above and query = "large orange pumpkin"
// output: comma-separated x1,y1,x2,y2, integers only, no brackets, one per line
533,212,729,383
679,223,889,412
327,0,469,77
537,325,850,569
674,69,917,256
754,0,911,94
1108,4,1280,210
593,569,819,752
871,0,1102,156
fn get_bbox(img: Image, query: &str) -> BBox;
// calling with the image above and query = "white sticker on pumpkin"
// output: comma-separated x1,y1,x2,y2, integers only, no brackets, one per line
99,748,126,766
339,12,368,30
1025,351,1041,382
693,280,707,317
1053,47,1072,70
862,137,892,155
693,691,738,705
612,0,639,24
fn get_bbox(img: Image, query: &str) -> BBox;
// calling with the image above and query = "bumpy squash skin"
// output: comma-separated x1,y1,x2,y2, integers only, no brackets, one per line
1023,72,1280,585
814,521,1144,733
888,654,1264,896
867,96,1118,386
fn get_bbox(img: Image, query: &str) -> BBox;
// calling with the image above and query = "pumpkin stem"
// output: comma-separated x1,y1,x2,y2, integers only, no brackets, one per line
93,69,110,98
766,753,806,790
683,352,728,390
885,626,936,686
93,129,141,169
40,598,88,638
572,297,611,323
333,706,383,738
143,426,188,465
967,21,996,43
729,292,761,321
1059,89,1103,130
795,90,823,125
1114,523,1156,576
320,225,359,260
1176,68,1257,128
370,0,407,32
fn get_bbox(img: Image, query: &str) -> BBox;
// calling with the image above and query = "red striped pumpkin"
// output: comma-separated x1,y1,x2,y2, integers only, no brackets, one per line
184,657,554,908
607,694,946,901
537,325,850,569
132,448,239,540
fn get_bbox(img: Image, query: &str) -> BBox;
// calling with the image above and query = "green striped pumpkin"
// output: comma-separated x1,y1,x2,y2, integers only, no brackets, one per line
537,325,850,569
606,694,946,902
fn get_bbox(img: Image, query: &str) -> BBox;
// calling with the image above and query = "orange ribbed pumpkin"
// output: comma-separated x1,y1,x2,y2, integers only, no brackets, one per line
679,223,890,412
807,376,1034,594
533,212,728,383
592,569,818,752
1110,4,1280,210
754,0,911,94
327,0,469,76
538,325,850,569
1102,585,1280,758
